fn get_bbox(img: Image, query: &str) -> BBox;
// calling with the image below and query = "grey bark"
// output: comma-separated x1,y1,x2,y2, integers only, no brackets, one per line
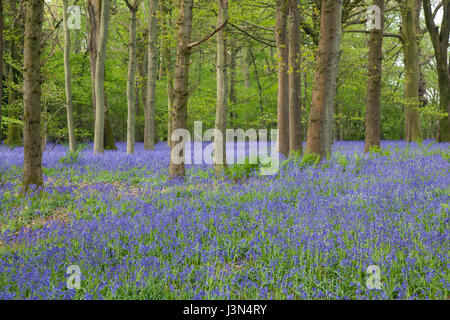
214,0,228,174
127,0,138,154
288,0,302,155
93,0,109,153
63,0,76,152
145,0,159,150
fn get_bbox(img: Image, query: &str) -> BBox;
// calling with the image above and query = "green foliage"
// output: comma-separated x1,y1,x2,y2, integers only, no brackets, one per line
58,143,88,166
300,152,321,169
369,146,392,157
226,157,261,182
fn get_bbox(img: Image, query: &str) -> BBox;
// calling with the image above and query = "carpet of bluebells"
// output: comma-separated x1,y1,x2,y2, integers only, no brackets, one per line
0,140,448,300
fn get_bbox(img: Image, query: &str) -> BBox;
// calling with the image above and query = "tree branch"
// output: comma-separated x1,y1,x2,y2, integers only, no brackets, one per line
343,29,402,40
188,19,228,49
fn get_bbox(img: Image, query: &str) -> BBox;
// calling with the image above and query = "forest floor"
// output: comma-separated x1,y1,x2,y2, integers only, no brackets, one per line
0,141,449,299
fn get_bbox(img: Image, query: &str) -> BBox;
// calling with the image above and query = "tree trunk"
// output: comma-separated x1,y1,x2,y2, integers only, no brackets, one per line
93,0,109,153
399,0,422,142
288,0,302,156
228,41,237,128
276,0,290,157
364,0,384,152
87,0,100,124
127,0,138,154
214,0,228,175
6,0,22,147
169,0,194,178
243,46,250,88
22,0,44,189
145,0,159,150
89,0,115,152
423,0,450,142
63,0,76,152
305,0,343,159
161,1,174,146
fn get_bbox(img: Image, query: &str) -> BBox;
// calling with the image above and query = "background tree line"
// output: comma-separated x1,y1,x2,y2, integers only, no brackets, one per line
0,0,448,186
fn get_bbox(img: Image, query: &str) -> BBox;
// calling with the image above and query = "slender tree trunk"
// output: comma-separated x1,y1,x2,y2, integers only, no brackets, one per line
23,0,44,189
305,0,343,159
169,0,194,178
94,0,109,153
145,0,159,150
137,30,148,143
63,0,76,152
399,0,422,142
423,0,449,142
364,0,384,152
6,0,22,147
288,0,302,156
161,1,174,146
127,0,138,154
243,46,250,88
88,0,115,151
276,0,289,157
214,0,228,175
229,41,237,128
87,0,100,125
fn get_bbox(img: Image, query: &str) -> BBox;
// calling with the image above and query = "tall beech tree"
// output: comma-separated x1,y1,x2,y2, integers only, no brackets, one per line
398,0,422,142
305,0,343,159
161,1,175,147
93,0,110,153
169,0,228,178
63,0,76,152
145,0,158,151
275,0,290,157
364,0,385,152
169,0,194,178
23,0,44,189
126,0,139,154
214,0,229,175
288,0,302,156
88,0,116,152
423,0,449,142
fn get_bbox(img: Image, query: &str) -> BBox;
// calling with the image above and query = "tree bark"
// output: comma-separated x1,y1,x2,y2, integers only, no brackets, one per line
6,0,22,147
87,0,100,123
93,0,109,153
276,0,290,157
145,0,159,150
399,0,422,142
364,0,384,152
127,0,138,154
88,0,115,152
423,0,449,142
161,1,174,146
22,0,44,189
214,0,228,175
63,0,76,152
169,0,194,178
228,40,237,128
305,0,343,159
288,0,302,156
